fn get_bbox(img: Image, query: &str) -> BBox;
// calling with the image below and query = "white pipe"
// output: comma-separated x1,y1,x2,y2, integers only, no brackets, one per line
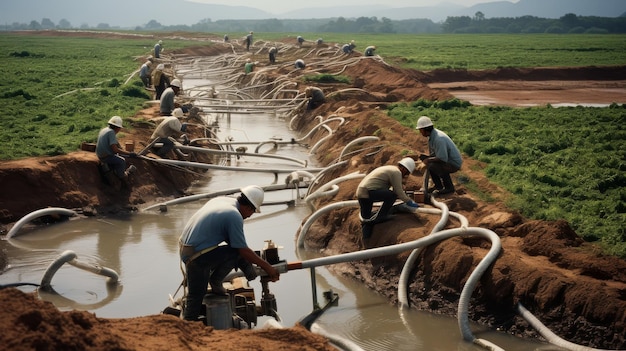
40,250,119,290
6,207,77,239
139,155,324,174
310,322,365,351
297,200,360,249
304,172,365,212
517,303,623,351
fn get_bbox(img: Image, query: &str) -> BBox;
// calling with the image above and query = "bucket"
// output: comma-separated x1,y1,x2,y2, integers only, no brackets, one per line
124,141,135,152
203,294,233,329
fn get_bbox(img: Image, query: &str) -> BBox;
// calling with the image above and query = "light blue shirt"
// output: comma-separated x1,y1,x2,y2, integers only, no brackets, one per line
179,197,248,258
428,128,463,169
95,126,118,159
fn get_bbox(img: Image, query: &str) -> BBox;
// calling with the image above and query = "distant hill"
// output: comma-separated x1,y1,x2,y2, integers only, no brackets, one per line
0,0,624,28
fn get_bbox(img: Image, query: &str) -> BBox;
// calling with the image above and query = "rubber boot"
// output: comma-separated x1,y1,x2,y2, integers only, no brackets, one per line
439,173,455,195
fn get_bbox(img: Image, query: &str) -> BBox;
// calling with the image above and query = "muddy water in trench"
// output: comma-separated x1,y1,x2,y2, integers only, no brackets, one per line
1,112,554,351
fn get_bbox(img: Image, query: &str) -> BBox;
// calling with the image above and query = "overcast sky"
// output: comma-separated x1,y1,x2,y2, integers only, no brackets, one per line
188,0,518,14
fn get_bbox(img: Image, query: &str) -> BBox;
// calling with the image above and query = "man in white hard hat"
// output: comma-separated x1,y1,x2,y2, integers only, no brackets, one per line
154,40,163,58
160,78,182,116
416,115,463,195
179,185,280,322
95,116,137,184
364,45,377,57
149,108,189,158
356,157,420,239
139,61,152,88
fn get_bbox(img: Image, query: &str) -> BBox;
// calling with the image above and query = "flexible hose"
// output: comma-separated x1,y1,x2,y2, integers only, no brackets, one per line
6,207,77,239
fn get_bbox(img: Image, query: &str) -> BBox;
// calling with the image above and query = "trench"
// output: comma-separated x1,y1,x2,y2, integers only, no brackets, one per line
1,46,582,351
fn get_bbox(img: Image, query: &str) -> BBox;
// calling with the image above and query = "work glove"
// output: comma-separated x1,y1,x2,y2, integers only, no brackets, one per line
129,152,138,158
406,200,419,208
419,154,428,161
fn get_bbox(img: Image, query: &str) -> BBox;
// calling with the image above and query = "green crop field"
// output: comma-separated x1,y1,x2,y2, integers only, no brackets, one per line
1,32,624,257
259,33,626,70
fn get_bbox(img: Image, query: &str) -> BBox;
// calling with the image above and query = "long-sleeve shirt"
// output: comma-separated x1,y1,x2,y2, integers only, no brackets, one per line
159,87,175,115
356,165,411,202
151,117,183,139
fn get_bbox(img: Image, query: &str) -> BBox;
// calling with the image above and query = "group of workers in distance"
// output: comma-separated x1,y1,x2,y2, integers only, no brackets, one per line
96,34,462,322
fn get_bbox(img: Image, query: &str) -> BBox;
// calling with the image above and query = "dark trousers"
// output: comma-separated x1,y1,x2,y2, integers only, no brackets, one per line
428,162,459,189
358,189,397,238
154,137,174,157
100,154,126,178
183,246,239,321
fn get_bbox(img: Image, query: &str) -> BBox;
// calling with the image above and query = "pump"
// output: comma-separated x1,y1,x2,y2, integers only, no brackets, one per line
163,239,288,329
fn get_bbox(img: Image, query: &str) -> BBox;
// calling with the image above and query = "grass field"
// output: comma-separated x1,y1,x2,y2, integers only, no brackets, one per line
1,32,624,257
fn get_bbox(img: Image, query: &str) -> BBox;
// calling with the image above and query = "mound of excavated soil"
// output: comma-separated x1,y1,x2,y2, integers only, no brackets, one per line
1,32,625,350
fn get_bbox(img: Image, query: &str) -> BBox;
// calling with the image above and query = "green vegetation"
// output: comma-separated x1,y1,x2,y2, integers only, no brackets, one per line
388,101,626,258
0,33,202,159
1,32,624,257
303,74,350,84
261,33,626,70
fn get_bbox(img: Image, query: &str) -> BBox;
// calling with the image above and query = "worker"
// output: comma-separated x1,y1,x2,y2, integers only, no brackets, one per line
356,157,419,239
244,58,256,74
150,108,189,158
95,116,137,186
415,116,463,195
223,34,229,42
268,46,277,64
296,36,304,47
316,38,323,46
179,185,280,321
364,45,377,57
154,40,163,58
294,59,306,69
342,40,356,55
160,79,182,116
139,61,152,88
151,63,170,100
245,31,253,51
305,86,325,110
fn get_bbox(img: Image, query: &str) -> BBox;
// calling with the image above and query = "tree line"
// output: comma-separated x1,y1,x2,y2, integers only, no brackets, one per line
4,13,626,34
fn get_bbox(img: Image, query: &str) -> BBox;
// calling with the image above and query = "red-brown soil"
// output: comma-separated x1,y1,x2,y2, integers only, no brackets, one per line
1,31,625,350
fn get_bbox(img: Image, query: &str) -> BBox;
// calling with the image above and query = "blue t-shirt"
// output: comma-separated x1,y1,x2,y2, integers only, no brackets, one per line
428,128,463,169
95,127,118,159
179,197,248,260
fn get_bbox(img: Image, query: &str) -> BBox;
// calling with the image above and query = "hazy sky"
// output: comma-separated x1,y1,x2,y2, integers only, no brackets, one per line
188,0,517,14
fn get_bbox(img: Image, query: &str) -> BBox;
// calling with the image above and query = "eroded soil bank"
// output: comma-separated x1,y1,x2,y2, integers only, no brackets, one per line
1,33,625,350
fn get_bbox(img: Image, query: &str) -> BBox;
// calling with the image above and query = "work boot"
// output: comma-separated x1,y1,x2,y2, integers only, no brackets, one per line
439,174,455,195
209,280,227,296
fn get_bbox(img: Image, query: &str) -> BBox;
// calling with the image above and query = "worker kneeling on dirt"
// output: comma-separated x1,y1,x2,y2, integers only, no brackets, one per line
415,116,463,195
178,185,280,322
356,158,419,239
96,116,137,186
305,86,325,110
150,108,189,158
160,79,182,116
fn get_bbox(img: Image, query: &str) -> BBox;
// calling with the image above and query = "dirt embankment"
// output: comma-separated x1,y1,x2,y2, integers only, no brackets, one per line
1,34,625,350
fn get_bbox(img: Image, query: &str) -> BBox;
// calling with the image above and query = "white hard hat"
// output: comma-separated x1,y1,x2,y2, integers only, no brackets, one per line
108,116,123,128
398,157,416,174
416,116,433,129
173,108,184,118
240,185,264,213
156,63,164,71
170,79,181,88
158,40,163,44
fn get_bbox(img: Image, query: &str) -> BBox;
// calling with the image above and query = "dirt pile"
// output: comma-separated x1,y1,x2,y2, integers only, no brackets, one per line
1,32,625,350
0,288,335,351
